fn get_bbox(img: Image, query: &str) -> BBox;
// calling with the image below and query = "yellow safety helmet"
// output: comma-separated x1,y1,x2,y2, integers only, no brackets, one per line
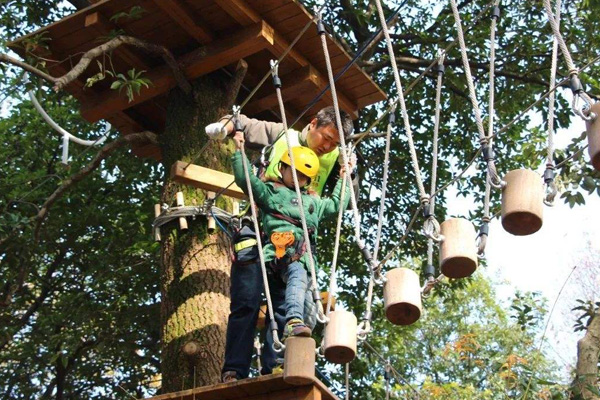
280,146,320,179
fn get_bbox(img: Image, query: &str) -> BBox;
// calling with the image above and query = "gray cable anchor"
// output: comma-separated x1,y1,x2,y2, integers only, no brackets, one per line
152,197,222,240
26,74,109,166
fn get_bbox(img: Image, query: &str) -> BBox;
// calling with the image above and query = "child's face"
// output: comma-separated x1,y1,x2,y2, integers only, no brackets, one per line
280,165,310,189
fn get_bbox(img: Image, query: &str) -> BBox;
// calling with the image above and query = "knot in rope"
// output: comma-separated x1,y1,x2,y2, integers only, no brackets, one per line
357,320,371,341
421,274,444,297
422,216,444,242
476,233,488,258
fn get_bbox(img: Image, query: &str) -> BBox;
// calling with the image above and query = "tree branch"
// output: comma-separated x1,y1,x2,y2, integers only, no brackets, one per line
52,36,191,94
34,131,159,241
0,53,56,84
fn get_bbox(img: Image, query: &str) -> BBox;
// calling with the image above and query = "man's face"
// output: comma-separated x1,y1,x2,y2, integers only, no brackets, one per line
306,119,340,156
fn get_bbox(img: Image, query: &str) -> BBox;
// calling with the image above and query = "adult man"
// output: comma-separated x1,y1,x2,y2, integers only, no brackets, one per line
205,106,354,382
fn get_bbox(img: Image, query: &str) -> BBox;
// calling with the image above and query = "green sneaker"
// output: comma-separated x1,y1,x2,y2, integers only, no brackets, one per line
285,318,312,337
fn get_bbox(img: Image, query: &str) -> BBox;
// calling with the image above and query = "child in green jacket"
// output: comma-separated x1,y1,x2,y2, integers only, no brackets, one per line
231,135,350,337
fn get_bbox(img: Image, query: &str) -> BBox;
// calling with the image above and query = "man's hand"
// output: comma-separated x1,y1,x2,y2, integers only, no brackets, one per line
205,122,228,140
233,131,245,150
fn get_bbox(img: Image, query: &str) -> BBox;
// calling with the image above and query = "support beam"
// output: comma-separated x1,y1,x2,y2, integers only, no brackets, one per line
151,0,213,44
80,21,275,123
170,161,247,200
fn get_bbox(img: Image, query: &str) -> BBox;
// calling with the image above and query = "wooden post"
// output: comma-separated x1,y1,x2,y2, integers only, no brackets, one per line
323,310,357,364
501,169,543,236
439,218,478,278
175,192,188,230
284,337,316,385
383,268,422,326
586,102,600,171
154,203,162,241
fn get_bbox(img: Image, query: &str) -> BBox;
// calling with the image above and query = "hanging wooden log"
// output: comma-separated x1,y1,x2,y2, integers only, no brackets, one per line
323,310,357,364
439,218,478,279
284,337,315,385
586,102,600,171
384,267,422,326
175,191,188,230
501,169,543,236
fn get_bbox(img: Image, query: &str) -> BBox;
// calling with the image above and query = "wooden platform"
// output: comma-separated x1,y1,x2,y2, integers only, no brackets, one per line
145,374,340,400
8,0,386,160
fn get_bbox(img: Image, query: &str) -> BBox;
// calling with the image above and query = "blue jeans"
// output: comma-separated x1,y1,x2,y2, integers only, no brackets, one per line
262,262,317,373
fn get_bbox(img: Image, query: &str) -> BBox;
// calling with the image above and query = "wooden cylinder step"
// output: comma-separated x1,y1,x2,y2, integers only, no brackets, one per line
439,218,478,279
283,336,315,385
586,102,600,171
501,169,543,236
383,268,422,326
323,310,357,364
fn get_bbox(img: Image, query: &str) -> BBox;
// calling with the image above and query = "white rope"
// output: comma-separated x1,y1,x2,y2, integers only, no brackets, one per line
270,60,327,324
239,144,285,351
426,51,445,273
373,105,395,263
543,0,595,120
345,363,350,400
478,1,500,256
28,88,109,164
373,0,428,204
316,10,379,339
544,0,561,207
325,171,348,316
449,0,505,190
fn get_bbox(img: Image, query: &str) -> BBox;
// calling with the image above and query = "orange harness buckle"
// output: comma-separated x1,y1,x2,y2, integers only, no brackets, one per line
271,231,295,259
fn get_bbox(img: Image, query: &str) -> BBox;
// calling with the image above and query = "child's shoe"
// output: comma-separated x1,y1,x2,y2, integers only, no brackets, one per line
285,318,312,337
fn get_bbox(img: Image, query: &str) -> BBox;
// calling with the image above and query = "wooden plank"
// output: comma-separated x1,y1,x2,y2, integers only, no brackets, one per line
214,0,260,26
151,0,213,44
80,21,276,123
170,161,247,200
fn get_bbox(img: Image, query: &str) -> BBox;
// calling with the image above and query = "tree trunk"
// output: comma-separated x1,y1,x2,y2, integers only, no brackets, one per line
158,68,244,392
572,307,600,399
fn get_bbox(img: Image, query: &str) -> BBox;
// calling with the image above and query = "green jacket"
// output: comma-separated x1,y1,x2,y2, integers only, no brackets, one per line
232,151,350,267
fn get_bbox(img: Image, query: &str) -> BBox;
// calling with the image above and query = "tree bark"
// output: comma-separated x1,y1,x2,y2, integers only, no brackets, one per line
158,69,243,392
573,307,600,399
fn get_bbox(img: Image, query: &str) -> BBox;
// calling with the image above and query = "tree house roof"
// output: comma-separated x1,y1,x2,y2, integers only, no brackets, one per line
144,374,340,400
9,0,386,159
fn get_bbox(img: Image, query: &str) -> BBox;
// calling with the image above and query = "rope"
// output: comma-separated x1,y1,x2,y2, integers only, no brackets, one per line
374,0,427,203
478,1,500,256
239,144,285,351
345,363,350,400
372,106,395,263
351,2,496,152
316,9,378,338
270,60,327,324
543,0,561,207
325,171,348,316
425,51,445,276
449,0,504,190
543,0,596,123
363,341,420,397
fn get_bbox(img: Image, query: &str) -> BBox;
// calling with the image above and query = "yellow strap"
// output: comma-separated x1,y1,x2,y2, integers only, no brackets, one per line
234,238,258,252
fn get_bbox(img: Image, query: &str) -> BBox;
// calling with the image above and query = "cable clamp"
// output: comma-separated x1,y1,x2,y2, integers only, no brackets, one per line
269,60,282,89
361,311,373,323
314,6,326,35
570,74,583,95
492,5,501,20
482,145,495,162
423,263,435,279
543,166,556,184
